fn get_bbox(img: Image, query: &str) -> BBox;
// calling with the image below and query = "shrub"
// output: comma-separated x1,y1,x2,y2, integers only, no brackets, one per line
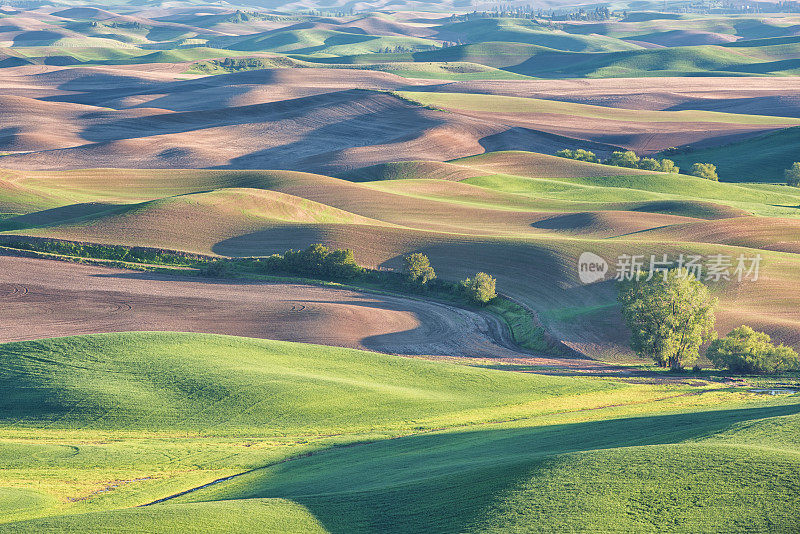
659,159,680,174
618,268,717,370
461,272,497,304
638,157,662,171
261,244,363,280
606,150,640,168
403,253,436,285
201,260,228,277
706,326,800,374
324,248,362,279
572,149,598,163
785,162,800,187
690,163,718,181
555,148,597,163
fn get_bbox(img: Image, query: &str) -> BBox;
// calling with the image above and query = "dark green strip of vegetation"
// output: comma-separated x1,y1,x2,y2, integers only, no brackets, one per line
0,236,208,266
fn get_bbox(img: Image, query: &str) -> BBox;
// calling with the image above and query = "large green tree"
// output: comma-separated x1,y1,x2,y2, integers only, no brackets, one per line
618,268,717,369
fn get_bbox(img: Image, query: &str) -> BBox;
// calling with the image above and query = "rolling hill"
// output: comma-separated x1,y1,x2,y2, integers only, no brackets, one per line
3,4,800,532
3,152,800,360
0,332,797,531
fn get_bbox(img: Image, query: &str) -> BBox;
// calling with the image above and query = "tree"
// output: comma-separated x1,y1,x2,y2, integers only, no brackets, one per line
707,326,799,374
690,163,718,181
618,268,717,370
785,162,800,187
461,272,497,304
606,150,640,168
638,157,662,171
403,253,435,285
555,149,574,159
659,159,680,174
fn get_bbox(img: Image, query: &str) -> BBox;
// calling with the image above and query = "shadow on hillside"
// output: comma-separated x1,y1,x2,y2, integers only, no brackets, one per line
39,68,298,107
0,202,133,231
208,403,800,533
665,95,800,118
77,88,438,144
219,95,448,172
212,225,329,256
12,30,63,46
478,126,620,154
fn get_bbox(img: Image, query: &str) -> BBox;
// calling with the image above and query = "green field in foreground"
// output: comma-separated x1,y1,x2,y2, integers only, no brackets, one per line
1,332,798,532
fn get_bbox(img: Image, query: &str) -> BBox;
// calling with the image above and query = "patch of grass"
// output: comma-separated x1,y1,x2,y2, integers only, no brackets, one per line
2,499,326,533
0,236,206,267
487,298,553,353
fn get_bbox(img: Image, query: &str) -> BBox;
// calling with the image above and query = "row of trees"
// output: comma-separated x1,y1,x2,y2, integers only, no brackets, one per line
202,243,364,279
556,149,679,173
376,45,439,53
211,245,499,307
551,6,613,21
445,6,618,21
556,148,719,180
403,253,497,305
619,269,799,373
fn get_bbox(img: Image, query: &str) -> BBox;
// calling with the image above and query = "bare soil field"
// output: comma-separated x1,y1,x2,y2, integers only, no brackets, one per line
0,84,571,172
439,77,800,114
3,65,800,170
0,254,523,359
427,108,781,153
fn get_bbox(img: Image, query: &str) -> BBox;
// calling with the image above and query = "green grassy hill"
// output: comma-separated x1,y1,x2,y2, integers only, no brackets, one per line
563,13,800,42
1,333,798,532
301,39,800,78
219,28,441,55
1,332,590,435
504,43,800,77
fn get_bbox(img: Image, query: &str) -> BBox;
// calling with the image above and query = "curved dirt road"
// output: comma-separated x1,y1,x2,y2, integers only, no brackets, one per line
0,254,519,358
